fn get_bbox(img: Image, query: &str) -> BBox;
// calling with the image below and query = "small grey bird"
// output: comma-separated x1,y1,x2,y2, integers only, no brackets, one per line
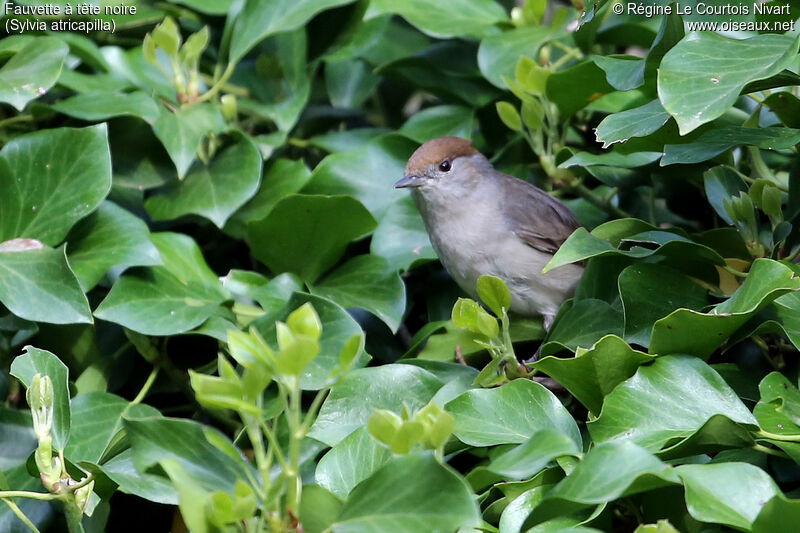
395,136,583,330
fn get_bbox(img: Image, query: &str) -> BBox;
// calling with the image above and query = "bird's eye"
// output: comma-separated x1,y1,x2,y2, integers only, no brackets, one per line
439,160,451,172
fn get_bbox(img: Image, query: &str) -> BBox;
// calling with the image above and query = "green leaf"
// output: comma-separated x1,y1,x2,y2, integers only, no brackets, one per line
370,195,436,272
531,441,679,524
248,195,376,283
315,427,392,500
593,55,645,91
594,99,671,148
497,101,522,132
398,105,474,143
10,347,71,451
763,91,800,128
101,449,177,505
0,36,68,110
224,158,312,239
309,364,443,446
66,392,159,465
300,485,343,533
367,0,507,39
561,151,662,169
124,416,258,496
229,0,355,62
589,355,757,451
304,134,417,221
312,254,406,333
66,201,162,291
677,462,778,530
477,275,511,317
618,263,709,347
650,258,800,359
51,91,160,124
662,126,800,165
146,134,262,228
331,453,480,532
251,293,368,390
754,372,800,436
94,232,227,335
658,32,800,134
0,245,92,324
445,378,581,447
703,166,748,225
541,299,623,356
751,493,800,533
546,60,614,117
477,26,553,88
0,124,112,246
487,428,581,480
326,58,381,109
533,335,654,416
152,103,226,178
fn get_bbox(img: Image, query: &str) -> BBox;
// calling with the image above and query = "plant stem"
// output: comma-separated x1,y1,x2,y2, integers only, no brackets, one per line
301,389,329,432
0,491,57,501
131,367,159,405
1,498,41,532
242,412,270,492
569,182,631,218
757,430,800,442
0,114,33,129
752,443,789,459
286,380,302,514
259,419,289,471
193,62,237,104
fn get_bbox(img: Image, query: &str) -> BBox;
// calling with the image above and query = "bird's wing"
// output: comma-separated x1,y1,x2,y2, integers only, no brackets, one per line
498,174,581,255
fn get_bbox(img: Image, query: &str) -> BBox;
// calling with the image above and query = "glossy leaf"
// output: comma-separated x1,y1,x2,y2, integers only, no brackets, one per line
594,99,671,148
124,416,258,496
146,134,262,227
331,453,480,532
0,245,92,324
650,259,800,359
367,0,507,39
315,427,392,499
589,355,758,451
0,124,112,246
445,378,581,447
478,26,553,88
658,32,800,134
66,201,161,291
229,0,355,62
304,134,417,221
152,104,226,178
369,195,436,271
309,364,443,446
51,91,160,124
0,36,68,110
533,335,654,416
248,195,376,283
677,462,778,530
312,254,406,333
94,233,227,335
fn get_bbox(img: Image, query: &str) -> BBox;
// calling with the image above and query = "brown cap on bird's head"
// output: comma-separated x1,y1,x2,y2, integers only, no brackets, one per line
404,136,479,177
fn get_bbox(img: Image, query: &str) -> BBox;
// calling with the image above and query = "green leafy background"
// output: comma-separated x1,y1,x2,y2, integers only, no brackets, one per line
1,0,800,531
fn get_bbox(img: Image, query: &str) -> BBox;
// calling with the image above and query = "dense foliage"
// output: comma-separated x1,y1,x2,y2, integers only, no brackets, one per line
2,0,800,531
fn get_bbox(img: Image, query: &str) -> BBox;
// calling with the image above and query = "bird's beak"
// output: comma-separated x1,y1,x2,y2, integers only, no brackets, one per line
394,175,425,189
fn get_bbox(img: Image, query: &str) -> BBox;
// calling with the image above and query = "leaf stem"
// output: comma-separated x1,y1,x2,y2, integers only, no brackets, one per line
193,61,237,104
0,498,40,533
569,182,631,218
131,367,159,405
0,491,57,501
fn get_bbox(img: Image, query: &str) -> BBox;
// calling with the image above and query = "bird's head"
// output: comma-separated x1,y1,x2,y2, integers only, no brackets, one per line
394,137,489,195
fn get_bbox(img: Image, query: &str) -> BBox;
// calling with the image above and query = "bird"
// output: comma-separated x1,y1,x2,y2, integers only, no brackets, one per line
394,136,583,333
